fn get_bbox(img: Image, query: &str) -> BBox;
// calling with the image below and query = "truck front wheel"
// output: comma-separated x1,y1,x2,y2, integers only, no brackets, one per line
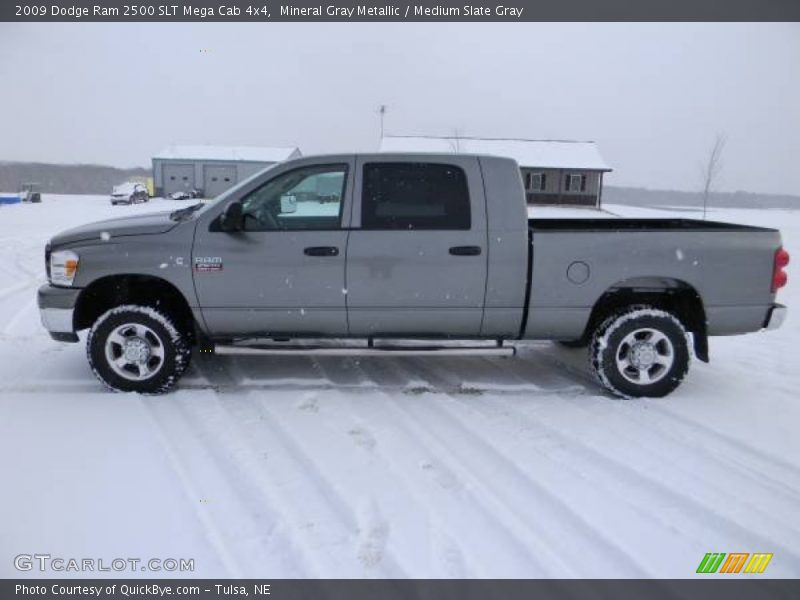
590,306,690,398
87,305,191,394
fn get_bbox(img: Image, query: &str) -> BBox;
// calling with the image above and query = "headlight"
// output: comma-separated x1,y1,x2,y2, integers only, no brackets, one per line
50,250,80,286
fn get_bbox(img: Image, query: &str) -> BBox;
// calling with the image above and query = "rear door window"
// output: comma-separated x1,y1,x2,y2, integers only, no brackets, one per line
361,162,470,230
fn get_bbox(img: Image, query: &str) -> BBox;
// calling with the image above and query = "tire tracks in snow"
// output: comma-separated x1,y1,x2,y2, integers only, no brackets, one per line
183,354,406,577
639,401,800,484
2,295,38,336
227,351,619,575
0,277,40,303
411,353,800,574
0,233,46,337
136,397,246,578
442,393,800,574
314,382,547,575
392,398,647,576
562,394,800,506
305,355,556,576
346,356,644,577
451,352,800,506
220,390,407,577
140,386,316,577
146,348,800,576
516,345,800,500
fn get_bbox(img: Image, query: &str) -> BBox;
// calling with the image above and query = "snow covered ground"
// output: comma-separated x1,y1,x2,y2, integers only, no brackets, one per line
1,195,798,578
527,205,620,219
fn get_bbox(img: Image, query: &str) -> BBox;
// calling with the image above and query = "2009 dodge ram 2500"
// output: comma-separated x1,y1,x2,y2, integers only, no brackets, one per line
38,153,789,397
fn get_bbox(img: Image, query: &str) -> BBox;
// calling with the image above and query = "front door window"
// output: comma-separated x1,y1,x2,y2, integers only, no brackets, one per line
241,164,347,231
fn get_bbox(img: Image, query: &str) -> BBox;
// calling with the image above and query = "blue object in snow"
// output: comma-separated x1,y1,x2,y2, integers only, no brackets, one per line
0,194,22,205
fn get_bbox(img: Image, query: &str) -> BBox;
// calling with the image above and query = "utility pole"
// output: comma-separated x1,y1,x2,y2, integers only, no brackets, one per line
377,105,387,140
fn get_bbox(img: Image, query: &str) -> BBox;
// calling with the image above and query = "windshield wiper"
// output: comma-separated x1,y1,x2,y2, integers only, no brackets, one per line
169,202,204,221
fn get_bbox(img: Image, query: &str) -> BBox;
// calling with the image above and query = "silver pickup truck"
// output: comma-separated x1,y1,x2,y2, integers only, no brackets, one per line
38,153,790,398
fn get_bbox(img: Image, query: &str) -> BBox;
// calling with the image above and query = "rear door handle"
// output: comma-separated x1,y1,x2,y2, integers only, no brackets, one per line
304,246,339,257
449,245,482,256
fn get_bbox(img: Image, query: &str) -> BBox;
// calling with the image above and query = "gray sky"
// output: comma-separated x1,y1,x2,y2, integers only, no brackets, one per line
1,22,798,194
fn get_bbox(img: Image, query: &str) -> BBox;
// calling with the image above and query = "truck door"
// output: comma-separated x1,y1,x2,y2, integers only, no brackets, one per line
346,156,488,336
192,160,353,337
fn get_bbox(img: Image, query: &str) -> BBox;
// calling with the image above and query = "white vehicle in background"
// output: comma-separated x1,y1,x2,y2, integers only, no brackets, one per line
110,182,149,205
167,189,200,200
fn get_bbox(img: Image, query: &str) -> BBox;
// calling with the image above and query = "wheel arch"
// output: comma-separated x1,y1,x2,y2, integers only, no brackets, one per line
74,274,198,343
585,276,708,362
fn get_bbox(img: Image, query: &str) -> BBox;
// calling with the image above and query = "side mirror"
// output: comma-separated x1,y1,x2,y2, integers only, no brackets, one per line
219,201,244,232
280,194,297,214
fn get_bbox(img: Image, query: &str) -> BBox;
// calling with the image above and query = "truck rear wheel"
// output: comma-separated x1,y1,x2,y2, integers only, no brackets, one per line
590,306,690,398
87,305,191,394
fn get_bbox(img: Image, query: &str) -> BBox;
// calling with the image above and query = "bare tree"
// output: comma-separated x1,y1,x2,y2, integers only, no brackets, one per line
450,128,463,153
700,133,726,220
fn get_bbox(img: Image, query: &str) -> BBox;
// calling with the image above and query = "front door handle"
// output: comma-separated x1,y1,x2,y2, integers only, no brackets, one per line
449,245,482,256
304,246,339,257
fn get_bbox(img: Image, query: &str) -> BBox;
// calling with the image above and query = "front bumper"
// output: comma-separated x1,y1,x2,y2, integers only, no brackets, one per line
38,284,81,342
763,304,787,331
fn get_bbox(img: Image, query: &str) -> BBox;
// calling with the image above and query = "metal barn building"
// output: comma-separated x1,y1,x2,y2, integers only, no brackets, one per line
380,135,612,208
152,145,301,198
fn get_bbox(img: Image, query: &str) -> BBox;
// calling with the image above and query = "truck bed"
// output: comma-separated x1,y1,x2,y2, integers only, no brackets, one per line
529,217,777,233
522,217,782,341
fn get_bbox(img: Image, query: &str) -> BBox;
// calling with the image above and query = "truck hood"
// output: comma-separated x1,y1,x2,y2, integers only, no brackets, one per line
50,211,180,247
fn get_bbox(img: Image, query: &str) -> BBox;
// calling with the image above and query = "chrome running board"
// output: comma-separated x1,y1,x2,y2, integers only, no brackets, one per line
213,343,515,358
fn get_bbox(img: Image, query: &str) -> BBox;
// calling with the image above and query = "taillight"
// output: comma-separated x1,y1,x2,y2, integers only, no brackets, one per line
772,247,790,292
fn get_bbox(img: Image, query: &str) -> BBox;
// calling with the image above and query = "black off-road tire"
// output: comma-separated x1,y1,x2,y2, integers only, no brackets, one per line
87,305,191,394
590,306,691,398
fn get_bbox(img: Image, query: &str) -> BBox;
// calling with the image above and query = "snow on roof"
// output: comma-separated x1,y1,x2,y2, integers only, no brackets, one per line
380,135,611,171
154,144,299,163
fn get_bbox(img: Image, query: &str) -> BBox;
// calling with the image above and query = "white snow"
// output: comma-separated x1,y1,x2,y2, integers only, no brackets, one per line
528,205,619,219
380,136,612,171
154,144,299,163
0,194,798,578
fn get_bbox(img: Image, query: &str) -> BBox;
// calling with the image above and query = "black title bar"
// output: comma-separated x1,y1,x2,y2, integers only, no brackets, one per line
4,0,800,22
4,579,800,600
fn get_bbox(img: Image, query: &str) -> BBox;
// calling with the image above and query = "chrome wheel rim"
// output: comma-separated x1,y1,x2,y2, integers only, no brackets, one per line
615,328,674,385
105,323,165,381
